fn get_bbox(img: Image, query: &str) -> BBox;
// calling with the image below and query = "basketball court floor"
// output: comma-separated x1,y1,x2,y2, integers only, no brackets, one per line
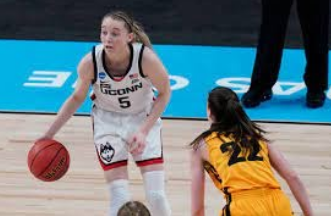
0,113,330,216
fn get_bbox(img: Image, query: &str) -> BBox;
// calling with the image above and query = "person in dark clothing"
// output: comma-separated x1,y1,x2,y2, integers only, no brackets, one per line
242,0,329,108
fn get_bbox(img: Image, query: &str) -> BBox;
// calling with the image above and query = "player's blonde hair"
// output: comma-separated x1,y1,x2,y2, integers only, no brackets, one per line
103,11,152,49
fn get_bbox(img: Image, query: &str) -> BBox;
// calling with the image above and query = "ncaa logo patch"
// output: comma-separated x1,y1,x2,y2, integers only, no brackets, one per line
99,72,106,80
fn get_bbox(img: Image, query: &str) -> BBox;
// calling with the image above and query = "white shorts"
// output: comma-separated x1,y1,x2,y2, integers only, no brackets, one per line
91,106,163,171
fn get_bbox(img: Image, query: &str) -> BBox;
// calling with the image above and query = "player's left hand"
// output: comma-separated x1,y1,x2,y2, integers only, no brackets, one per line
127,131,147,155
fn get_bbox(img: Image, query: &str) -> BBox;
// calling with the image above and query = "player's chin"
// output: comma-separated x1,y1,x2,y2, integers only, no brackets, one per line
104,48,115,54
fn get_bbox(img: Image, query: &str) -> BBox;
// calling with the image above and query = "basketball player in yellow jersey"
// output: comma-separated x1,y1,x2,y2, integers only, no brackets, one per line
190,87,314,216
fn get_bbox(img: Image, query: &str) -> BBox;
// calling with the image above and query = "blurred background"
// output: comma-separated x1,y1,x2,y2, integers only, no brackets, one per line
0,0,330,123
1,0,323,47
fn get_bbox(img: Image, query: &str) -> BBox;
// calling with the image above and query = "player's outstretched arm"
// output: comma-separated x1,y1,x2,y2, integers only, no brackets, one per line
42,53,94,139
268,143,314,216
190,148,205,216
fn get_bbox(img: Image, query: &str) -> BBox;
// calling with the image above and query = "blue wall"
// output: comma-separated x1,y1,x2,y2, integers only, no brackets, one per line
1,39,330,123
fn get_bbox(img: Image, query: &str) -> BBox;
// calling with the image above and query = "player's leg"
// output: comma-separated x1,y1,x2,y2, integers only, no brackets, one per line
105,167,131,216
140,165,171,216
96,143,131,216
92,106,131,216
130,115,171,216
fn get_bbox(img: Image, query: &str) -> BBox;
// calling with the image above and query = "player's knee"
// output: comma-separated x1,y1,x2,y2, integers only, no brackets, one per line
146,190,166,204
142,171,171,216
145,190,171,216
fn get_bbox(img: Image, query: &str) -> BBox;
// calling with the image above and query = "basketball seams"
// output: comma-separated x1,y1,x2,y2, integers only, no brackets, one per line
28,142,59,169
36,146,65,179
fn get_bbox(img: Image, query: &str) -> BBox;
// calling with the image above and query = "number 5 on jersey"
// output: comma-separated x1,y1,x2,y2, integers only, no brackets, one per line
118,96,131,108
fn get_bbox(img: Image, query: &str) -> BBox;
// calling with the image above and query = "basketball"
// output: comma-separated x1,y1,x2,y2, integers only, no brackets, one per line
117,201,151,216
27,139,70,182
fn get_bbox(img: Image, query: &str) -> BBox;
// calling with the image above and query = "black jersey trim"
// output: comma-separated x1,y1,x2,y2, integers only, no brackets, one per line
91,46,97,84
102,43,134,82
138,44,146,78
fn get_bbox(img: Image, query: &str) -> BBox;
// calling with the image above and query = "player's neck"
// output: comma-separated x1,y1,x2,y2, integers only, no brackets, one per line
105,46,130,71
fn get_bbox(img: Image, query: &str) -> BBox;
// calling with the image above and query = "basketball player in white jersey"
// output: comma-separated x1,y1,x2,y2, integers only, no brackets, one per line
37,11,171,216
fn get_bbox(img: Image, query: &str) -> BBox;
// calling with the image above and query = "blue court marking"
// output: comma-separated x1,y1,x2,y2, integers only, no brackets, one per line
0,39,330,123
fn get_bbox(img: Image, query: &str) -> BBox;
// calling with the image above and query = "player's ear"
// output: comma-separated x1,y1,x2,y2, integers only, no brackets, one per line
127,32,134,43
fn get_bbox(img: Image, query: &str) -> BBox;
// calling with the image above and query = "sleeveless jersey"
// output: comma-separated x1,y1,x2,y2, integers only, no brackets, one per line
203,132,281,195
91,43,154,114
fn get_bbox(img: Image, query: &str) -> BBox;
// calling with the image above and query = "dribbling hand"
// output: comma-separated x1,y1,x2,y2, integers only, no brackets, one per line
127,131,147,155
35,135,53,145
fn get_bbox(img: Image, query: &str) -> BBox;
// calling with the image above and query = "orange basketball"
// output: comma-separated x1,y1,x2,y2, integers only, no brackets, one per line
28,139,70,182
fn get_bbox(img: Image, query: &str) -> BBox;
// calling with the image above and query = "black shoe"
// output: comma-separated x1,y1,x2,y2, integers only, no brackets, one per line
306,91,326,108
241,89,273,108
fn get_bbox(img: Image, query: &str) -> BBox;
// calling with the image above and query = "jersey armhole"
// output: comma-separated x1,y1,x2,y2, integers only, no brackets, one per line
138,44,146,78
91,46,98,84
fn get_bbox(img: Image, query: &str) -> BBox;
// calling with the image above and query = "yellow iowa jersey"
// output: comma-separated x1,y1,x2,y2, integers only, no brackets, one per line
203,132,281,195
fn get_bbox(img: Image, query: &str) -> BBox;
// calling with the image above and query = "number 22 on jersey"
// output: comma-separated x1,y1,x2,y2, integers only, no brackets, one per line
220,140,263,166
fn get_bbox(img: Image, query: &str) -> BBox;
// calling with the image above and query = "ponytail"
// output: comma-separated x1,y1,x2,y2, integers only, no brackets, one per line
131,21,152,49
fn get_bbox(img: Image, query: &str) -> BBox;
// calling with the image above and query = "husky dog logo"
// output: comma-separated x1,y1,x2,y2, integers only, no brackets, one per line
100,142,115,163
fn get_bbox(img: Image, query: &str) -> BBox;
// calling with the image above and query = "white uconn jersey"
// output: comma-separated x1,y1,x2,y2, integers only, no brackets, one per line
91,43,155,114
